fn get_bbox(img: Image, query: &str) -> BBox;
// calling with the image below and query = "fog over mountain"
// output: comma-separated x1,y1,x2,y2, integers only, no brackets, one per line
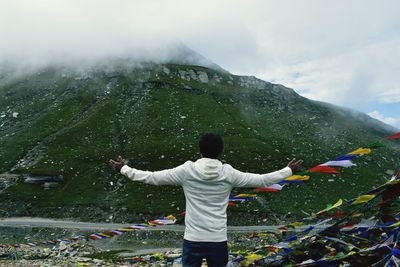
2,0,399,128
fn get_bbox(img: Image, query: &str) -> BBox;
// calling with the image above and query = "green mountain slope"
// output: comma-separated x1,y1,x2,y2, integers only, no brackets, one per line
0,61,399,224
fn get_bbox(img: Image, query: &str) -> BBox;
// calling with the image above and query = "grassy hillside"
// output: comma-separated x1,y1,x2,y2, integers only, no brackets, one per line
0,62,399,224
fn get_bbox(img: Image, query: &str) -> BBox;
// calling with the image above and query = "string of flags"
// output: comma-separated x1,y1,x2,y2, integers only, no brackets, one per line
0,215,177,249
248,131,400,194
233,176,400,266
225,131,400,265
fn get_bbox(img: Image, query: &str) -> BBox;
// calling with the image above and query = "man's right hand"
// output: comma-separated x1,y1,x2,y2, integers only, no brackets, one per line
109,156,125,173
287,159,303,173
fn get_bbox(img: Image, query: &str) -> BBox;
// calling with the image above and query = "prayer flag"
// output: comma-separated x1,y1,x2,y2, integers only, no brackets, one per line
386,132,400,140
98,233,111,238
279,180,303,184
392,248,400,257
299,170,314,176
351,194,376,205
235,194,257,198
364,141,385,149
302,226,314,233
320,160,356,168
348,148,372,155
88,234,103,240
165,215,176,221
148,220,165,225
387,221,400,228
254,184,283,192
149,218,176,225
288,221,304,228
285,175,310,181
308,166,340,175
228,201,237,207
335,155,358,161
316,199,343,215
230,194,257,202
109,230,123,235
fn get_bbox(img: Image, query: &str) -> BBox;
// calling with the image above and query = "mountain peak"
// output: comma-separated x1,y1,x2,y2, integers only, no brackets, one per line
0,43,228,74
161,43,228,73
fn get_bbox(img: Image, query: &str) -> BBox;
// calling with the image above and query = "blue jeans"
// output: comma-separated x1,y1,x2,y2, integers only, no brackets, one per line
182,239,228,267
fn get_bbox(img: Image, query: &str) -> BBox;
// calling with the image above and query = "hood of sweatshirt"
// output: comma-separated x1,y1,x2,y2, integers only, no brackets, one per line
194,158,223,180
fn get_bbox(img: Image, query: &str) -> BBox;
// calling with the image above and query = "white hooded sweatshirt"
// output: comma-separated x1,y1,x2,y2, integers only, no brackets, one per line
120,158,292,242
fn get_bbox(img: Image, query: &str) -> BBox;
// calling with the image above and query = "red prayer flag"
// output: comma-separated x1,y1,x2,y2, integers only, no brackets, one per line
148,220,164,225
88,234,102,240
249,231,257,238
386,132,400,140
254,187,281,192
265,246,279,253
228,201,237,207
308,165,340,175
340,220,359,229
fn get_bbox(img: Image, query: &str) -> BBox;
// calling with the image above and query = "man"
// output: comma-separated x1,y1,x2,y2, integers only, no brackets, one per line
109,133,303,267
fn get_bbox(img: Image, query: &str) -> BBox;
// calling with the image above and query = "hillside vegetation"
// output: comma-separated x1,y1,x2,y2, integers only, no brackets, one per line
0,61,399,224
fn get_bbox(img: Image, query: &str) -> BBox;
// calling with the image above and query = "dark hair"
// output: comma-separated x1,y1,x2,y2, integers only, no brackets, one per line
199,133,224,159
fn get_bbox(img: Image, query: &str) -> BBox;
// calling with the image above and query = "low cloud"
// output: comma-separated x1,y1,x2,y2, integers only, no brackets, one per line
1,0,399,127
368,111,400,129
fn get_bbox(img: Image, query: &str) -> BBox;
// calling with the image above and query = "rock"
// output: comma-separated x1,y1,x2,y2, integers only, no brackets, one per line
24,174,63,184
162,67,170,75
386,169,394,176
43,182,60,189
197,72,209,83
59,242,67,251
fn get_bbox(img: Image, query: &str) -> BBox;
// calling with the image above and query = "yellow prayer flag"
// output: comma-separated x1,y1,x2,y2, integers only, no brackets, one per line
165,215,176,221
388,221,400,228
288,241,301,247
98,233,111,238
119,228,134,232
288,221,305,228
235,194,257,198
387,179,400,186
351,194,376,205
241,254,264,266
347,148,372,155
257,233,275,238
245,254,263,261
316,199,343,215
285,175,310,181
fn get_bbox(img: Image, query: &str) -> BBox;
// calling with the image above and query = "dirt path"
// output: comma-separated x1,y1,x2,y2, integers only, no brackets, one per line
0,217,331,232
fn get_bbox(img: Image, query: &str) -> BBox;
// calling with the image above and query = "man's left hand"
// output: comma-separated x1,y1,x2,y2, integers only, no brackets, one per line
109,156,125,173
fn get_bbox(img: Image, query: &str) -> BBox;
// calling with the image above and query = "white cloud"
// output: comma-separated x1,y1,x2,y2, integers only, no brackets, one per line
368,111,400,129
0,0,399,119
376,88,400,104
257,38,400,109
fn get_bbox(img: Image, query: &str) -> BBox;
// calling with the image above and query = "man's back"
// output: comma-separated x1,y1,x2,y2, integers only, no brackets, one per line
181,158,233,242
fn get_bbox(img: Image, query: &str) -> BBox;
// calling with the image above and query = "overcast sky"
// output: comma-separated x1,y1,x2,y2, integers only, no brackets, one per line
1,0,399,128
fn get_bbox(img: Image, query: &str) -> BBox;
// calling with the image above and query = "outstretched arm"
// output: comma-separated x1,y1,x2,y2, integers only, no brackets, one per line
109,156,186,186
230,159,303,188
